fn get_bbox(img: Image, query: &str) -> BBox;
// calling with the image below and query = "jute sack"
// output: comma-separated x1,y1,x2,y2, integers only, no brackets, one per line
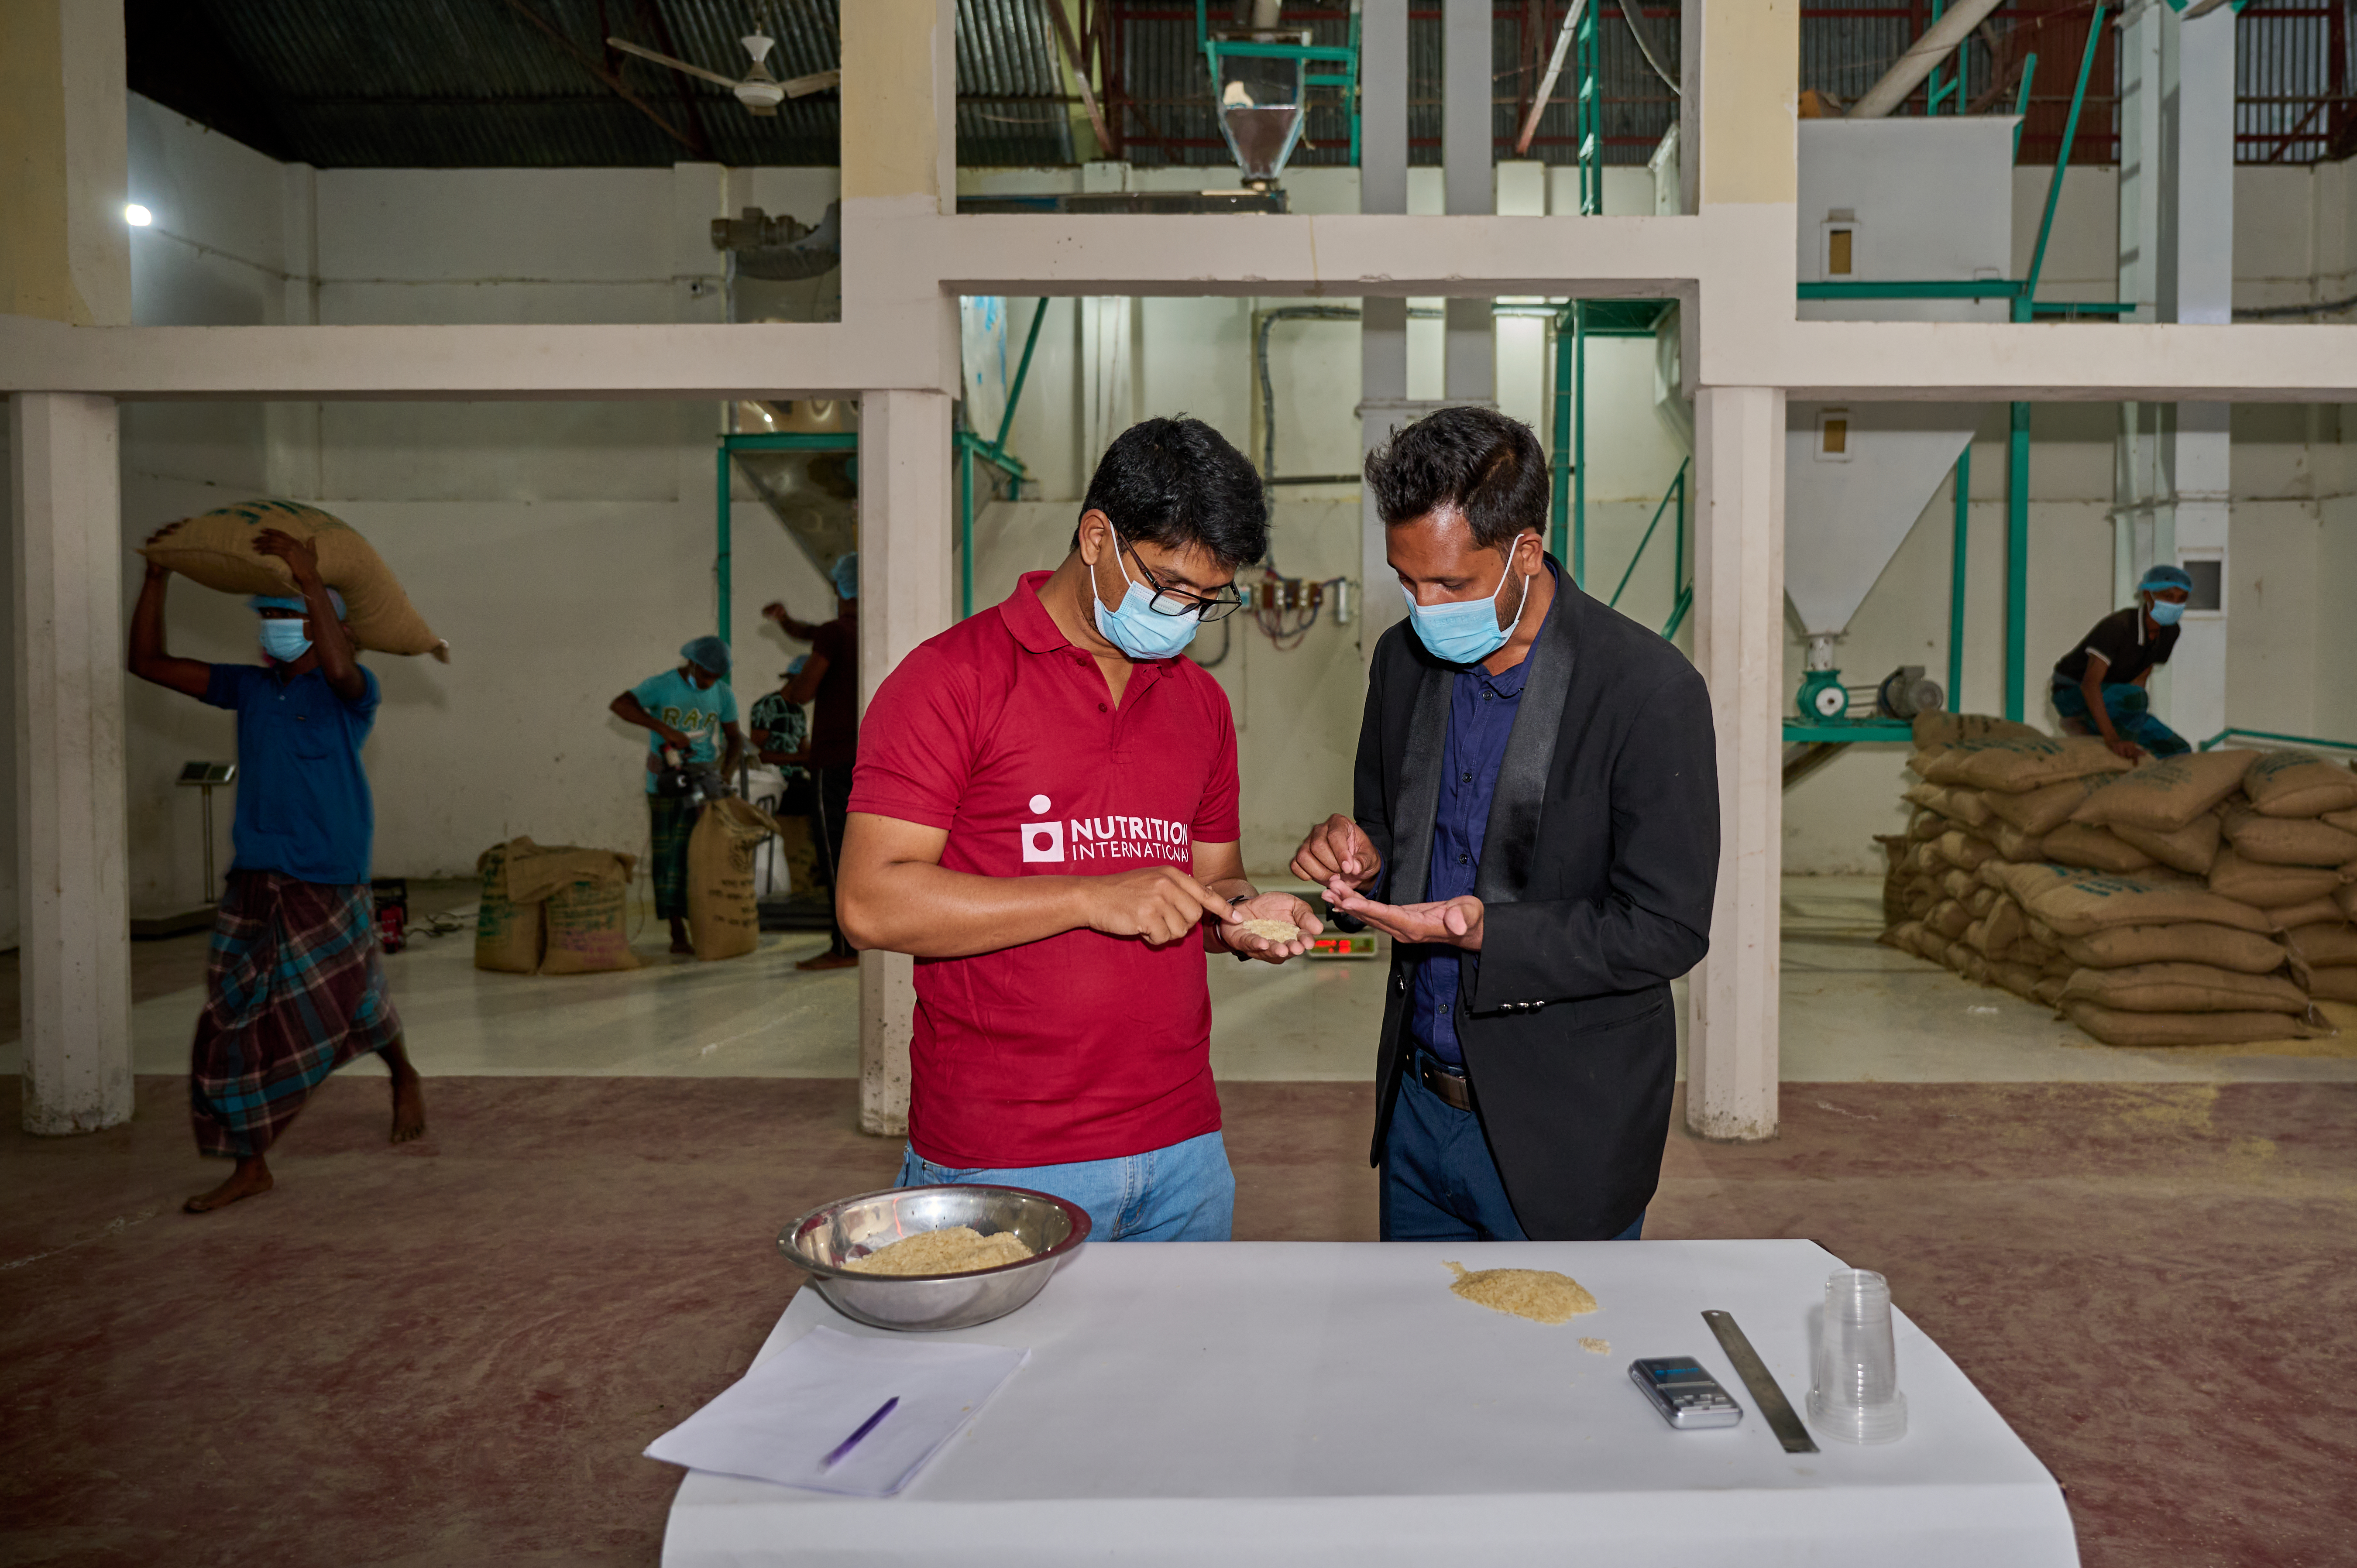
1960,916,1993,956
2336,882,2357,922
1951,947,1989,983
1983,774,2116,837
1925,899,1973,940
138,499,450,660
2032,974,2069,1007
2323,808,2357,835
1905,841,1943,876
2269,896,2345,933
1916,930,1955,966
1985,819,2048,861
2058,922,2292,975
687,796,782,961
1939,867,1979,901
2041,822,2156,875
1965,885,1999,918
2060,962,2309,1015
473,837,545,974
1982,896,2028,957
2110,814,2223,876
2063,999,2328,1047
1912,712,2043,751
1882,920,1926,954
1907,808,1945,842
2243,751,2357,818
538,850,641,975
1996,864,2274,937
2208,847,2346,910
1989,960,2044,1001
2219,803,2357,867
2066,750,2257,833
1936,830,1997,871
2283,923,2357,968
1902,781,1995,827
2306,968,2357,1002
1921,734,2134,793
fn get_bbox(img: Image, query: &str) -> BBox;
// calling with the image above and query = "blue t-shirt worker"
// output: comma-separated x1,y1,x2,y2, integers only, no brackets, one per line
128,521,425,1217
611,637,745,954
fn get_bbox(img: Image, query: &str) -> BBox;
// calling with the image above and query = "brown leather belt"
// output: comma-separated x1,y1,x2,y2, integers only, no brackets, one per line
1418,1054,1474,1112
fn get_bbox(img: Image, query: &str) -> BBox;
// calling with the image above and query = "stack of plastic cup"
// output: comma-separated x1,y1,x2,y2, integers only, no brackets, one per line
1807,1268,1908,1444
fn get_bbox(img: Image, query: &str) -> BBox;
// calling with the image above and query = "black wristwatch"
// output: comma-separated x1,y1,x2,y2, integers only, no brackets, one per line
1226,892,1253,960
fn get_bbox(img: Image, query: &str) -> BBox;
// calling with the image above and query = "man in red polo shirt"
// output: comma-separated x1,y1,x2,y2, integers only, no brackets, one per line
839,416,1319,1241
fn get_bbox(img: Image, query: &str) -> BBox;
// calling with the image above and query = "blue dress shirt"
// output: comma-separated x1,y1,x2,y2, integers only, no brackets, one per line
1407,570,1559,1065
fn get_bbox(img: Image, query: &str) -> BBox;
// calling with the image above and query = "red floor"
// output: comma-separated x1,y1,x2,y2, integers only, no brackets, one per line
3,1074,2351,1566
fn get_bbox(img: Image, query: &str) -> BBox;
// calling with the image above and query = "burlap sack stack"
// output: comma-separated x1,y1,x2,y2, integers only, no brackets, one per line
1878,720,2341,1047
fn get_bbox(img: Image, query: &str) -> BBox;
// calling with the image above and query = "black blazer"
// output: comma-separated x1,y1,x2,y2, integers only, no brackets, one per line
1353,565,1720,1239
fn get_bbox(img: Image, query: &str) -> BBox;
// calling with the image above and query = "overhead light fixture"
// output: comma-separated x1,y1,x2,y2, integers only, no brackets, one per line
124,203,153,226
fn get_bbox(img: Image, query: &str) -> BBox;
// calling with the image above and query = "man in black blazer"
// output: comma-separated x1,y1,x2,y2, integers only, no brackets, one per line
1290,406,1720,1242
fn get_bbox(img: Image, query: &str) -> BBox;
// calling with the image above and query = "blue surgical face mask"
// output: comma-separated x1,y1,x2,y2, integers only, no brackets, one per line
1091,532,1203,660
1405,546,1531,666
259,619,311,662
2147,597,2186,627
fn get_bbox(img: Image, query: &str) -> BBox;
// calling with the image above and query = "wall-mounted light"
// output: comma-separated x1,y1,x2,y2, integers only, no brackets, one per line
124,203,153,226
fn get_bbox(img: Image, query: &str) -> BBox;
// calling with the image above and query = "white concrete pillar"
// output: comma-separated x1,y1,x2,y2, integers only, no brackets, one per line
855,388,954,1137
1687,385,1784,1143
1441,0,1494,402
12,392,133,1134
1359,0,1410,665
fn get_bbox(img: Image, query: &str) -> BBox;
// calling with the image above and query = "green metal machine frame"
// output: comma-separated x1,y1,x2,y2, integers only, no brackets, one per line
1195,0,1361,170
714,299,1047,640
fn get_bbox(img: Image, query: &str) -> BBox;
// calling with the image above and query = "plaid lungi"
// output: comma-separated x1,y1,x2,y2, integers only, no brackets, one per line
189,871,403,1158
649,795,697,920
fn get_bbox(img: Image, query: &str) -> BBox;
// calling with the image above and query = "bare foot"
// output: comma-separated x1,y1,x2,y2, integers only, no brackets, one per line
796,951,859,972
185,1156,273,1213
381,1041,427,1143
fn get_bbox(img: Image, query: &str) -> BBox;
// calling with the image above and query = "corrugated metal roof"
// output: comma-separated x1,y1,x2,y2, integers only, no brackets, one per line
122,0,2355,170
129,0,1074,168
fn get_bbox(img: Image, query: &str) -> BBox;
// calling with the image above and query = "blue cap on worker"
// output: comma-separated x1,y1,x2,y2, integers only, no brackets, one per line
831,552,859,601
2138,564,2193,594
681,635,731,676
248,590,347,619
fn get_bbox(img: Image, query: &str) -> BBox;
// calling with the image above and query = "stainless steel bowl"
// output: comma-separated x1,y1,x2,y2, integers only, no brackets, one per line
779,1184,1091,1332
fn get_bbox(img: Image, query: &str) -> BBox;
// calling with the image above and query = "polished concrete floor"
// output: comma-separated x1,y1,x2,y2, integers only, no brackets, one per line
4,876,2354,1568
10,876,2351,1085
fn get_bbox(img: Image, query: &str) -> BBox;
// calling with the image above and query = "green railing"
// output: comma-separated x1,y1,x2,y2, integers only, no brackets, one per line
2199,728,2357,755
1603,458,1690,643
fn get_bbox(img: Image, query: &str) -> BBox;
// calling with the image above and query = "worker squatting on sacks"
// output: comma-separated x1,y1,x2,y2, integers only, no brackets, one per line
127,524,426,1215
2051,564,2195,761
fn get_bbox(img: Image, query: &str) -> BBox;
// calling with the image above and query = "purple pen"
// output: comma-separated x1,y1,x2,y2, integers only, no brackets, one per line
821,1396,900,1469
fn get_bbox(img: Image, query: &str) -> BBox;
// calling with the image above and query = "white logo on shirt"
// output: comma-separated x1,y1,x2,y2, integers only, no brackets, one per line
1017,793,1190,865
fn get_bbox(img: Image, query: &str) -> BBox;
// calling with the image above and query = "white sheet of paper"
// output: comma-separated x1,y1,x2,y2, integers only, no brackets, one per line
645,1325,1029,1497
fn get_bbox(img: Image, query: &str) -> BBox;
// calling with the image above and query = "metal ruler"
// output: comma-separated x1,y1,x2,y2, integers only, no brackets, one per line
1702,1309,1820,1455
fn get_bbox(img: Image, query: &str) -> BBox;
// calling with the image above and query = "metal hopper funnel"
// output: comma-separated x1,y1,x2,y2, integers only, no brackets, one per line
1212,30,1311,184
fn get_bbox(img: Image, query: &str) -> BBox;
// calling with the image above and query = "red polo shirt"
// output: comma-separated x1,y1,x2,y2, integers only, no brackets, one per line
849,571,1240,1169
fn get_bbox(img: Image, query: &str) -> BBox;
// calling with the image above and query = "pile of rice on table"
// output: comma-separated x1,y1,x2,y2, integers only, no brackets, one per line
1878,714,2351,1047
842,1226,1034,1276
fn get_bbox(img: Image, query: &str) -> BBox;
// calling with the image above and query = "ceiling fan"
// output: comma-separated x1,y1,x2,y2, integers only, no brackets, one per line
605,28,839,117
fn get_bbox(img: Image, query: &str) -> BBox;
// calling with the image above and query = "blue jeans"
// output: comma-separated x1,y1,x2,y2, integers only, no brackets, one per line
1381,1050,1645,1242
895,1129,1234,1242
2052,679,2189,757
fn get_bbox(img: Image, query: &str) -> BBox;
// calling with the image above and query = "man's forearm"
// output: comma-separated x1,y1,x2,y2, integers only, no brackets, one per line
2082,675,2122,741
841,861,1099,958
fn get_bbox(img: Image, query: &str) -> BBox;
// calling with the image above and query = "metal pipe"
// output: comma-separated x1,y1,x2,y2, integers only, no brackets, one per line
1607,456,1691,611
1948,445,1970,709
1616,0,1678,96
1549,310,1574,560
1515,0,1590,155
2005,402,2030,723
993,296,1050,454
715,442,733,643
1256,305,1361,483
1573,301,1587,582
1845,0,2004,120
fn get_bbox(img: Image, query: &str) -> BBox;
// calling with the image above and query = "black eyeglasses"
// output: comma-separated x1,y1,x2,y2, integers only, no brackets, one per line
1121,539,1247,621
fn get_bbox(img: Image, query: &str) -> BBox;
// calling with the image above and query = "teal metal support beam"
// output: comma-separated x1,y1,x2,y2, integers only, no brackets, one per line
958,440,976,620
2012,55,2038,158
1574,0,1601,215
1607,457,1691,611
994,298,1049,456
2006,401,2031,722
2022,4,2105,316
1948,445,1971,708
715,443,733,644
1549,310,1573,562
1572,302,1587,583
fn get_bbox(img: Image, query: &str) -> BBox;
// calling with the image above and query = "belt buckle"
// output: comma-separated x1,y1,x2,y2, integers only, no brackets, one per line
1419,1054,1473,1111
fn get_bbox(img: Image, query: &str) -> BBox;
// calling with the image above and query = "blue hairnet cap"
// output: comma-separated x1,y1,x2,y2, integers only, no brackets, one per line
830,552,859,600
681,635,731,676
248,589,347,620
785,655,809,676
2139,564,2193,594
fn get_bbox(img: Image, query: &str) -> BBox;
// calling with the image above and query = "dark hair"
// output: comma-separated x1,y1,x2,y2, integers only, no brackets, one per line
1365,405,1550,549
1074,416,1269,568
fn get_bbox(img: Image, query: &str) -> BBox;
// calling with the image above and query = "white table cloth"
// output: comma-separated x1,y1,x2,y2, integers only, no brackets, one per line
663,1239,2078,1567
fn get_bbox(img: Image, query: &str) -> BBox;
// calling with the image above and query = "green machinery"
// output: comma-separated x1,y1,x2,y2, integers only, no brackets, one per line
713,297,1048,639
1195,0,1360,184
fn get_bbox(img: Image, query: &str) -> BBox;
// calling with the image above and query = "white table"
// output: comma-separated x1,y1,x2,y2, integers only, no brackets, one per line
662,1240,2077,1567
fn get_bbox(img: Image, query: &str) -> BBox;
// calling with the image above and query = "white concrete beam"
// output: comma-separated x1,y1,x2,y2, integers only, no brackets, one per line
11,391,131,1134
854,387,954,1137
1687,384,1783,1143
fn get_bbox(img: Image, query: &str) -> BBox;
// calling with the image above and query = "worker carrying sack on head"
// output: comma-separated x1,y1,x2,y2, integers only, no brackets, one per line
611,637,745,956
126,525,427,1216
2050,565,2194,761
